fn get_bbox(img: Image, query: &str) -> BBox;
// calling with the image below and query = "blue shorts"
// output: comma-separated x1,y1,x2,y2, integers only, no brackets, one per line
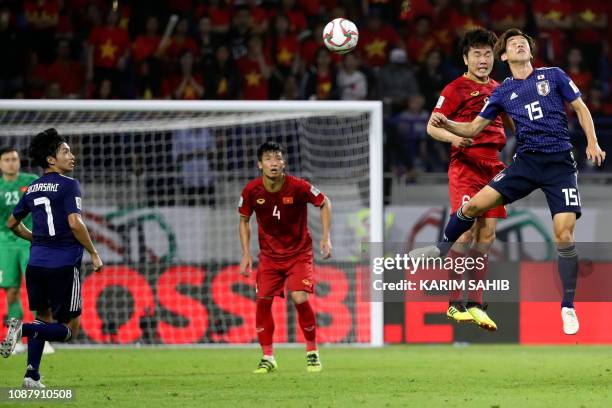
25,265,82,323
488,150,582,219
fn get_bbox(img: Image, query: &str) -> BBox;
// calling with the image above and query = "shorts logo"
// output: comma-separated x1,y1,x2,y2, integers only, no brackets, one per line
257,198,265,205
493,171,506,182
302,279,312,287
536,80,550,96
470,91,479,96
283,196,293,204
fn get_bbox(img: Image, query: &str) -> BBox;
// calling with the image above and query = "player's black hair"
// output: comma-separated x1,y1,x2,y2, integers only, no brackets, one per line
0,146,18,158
461,28,498,57
28,128,67,169
257,141,285,161
494,28,536,61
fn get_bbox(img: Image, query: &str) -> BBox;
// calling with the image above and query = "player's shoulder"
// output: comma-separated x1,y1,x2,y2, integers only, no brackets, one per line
442,75,469,92
242,177,263,194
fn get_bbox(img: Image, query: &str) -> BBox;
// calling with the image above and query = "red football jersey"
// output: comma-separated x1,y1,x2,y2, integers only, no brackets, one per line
239,175,325,260
434,74,506,158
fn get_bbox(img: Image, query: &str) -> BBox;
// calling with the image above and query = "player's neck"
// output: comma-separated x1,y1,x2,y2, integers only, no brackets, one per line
2,172,18,182
262,173,285,193
509,61,533,80
464,72,488,84
45,167,65,175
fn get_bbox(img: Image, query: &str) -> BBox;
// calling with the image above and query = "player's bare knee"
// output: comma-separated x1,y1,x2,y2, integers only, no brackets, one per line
554,229,574,246
291,291,308,304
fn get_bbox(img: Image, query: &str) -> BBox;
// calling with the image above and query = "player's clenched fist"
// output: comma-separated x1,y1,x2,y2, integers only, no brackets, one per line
586,143,606,167
320,237,332,259
240,253,253,277
91,252,104,273
429,112,448,128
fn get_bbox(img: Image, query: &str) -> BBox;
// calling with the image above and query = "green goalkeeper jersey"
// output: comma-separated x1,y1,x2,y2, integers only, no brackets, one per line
0,172,38,245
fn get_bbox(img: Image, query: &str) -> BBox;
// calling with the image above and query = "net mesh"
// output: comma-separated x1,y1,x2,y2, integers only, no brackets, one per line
0,106,373,345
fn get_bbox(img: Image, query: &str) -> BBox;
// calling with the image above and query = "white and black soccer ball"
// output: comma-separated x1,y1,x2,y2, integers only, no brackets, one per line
322,18,359,55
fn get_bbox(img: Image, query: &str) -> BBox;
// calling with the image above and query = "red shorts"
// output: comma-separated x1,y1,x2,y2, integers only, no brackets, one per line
448,151,507,219
256,252,314,298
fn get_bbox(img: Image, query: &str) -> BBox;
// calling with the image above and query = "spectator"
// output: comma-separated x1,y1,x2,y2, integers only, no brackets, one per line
163,17,198,61
205,45,240,99
360,11,401,68
228,6,252,60
236,35,271,99
278,0,307,35
416,49,448,110
134,58,162,99
565,47,593,96
301,47,337,100
87,9,130,92
269,14,301,99
196,0,231,34
162,51,204,100
488,0,526,32
533,0,572,64
337,53,367,100
46,39,86,98
196,16,221,70
280,75,300,100
131,16,161,63
0,7,27,98
23,0,60,63
449,0,485,39
378,48,419,116
245,0,270,35
572,0,608,73
405,15,437,64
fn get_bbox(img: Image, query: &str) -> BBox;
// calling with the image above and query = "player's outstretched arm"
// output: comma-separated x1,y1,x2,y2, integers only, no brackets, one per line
570,97,607,166
319,197,332,259
427,116,472,148
429,112,491,139
6,215,33,242
239,215,253,276
68,213,103,272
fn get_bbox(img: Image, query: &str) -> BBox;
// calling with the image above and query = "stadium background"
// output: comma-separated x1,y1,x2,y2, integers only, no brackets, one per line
1,0,611,346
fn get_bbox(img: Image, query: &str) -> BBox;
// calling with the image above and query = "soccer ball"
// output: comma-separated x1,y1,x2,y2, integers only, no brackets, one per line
323,18,359,54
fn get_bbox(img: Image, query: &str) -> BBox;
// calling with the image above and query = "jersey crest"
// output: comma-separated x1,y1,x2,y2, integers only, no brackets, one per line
536,80,550,96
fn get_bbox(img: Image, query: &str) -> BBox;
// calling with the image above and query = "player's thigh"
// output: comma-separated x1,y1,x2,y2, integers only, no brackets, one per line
286,253,315,295
486,156,538,207
0,247,23,288
463,186,504,218
541,156,582,221
256,256,288,298
48,265,82,324
25,265,51,312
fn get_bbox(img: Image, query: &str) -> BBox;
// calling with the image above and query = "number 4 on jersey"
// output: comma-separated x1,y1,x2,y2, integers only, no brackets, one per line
273,205,280,220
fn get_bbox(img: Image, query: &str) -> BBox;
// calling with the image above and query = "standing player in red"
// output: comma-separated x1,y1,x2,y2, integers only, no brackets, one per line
424,29,513,331
239,141,332,373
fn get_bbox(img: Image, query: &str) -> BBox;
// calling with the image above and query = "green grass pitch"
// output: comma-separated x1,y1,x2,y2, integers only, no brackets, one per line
1,345,611,407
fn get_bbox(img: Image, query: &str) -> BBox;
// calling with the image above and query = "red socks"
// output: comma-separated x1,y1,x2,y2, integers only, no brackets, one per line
295,300,317,352
256,298,274,356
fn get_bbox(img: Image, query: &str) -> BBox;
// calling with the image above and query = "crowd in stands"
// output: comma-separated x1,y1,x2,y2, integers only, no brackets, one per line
0,0,611,174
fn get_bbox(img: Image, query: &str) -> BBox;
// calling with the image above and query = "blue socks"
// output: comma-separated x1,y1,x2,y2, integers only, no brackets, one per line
439,206,476,256
22,320,71,342
558,245,578,308
25,336,45,381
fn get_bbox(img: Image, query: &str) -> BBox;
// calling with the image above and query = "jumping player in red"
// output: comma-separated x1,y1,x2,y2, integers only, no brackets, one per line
239,141,332,373
423,29,513,331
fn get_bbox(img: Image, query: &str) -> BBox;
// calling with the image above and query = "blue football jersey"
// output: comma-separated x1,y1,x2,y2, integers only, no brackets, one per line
480,67,581,153
13,172,84,268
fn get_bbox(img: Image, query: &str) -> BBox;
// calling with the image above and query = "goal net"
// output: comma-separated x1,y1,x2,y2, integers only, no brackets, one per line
0,100,383,346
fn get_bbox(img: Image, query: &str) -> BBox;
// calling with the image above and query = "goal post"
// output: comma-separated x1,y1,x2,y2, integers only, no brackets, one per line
0,99,384,347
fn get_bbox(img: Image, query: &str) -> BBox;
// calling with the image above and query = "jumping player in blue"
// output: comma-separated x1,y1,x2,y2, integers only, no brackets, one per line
413,28,606,335
0,128,103,388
